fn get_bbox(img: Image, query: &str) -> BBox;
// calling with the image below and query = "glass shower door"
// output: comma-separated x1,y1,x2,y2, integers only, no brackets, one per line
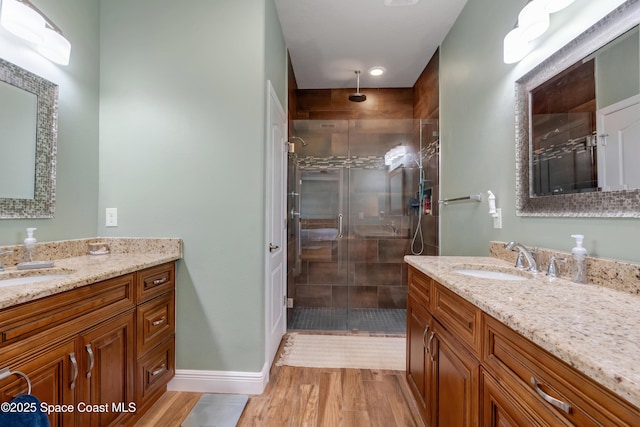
293,120,350,330
289,119,420,333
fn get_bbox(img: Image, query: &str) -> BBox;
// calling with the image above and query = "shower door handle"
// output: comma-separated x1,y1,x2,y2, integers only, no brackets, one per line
338,213,343,238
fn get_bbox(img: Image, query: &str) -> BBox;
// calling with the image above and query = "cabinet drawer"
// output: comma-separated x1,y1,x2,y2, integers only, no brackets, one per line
136,336,175,403
480,368,570,427
0,274,134,347
431,281,481,357
137,263,175,303
483,315,639,426
408,266,432,308
137,291,175,355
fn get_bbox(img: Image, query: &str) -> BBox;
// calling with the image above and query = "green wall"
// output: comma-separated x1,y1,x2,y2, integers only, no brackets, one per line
439,0,639,262
0,0,100,243
99,0,286,372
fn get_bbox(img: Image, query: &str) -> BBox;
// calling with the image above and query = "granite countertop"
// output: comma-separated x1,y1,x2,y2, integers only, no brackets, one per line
0,238,182,310
404,255,640,410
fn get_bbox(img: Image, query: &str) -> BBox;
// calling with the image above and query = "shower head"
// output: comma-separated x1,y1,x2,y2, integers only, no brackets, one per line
290,136,308,146
349,70,366,102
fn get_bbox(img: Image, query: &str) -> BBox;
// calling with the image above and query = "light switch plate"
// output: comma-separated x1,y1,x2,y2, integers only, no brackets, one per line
106,208,118,227
493,208,502,229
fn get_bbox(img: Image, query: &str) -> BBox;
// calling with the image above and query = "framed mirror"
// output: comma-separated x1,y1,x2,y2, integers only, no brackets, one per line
515,0,640,217
0,58,58,219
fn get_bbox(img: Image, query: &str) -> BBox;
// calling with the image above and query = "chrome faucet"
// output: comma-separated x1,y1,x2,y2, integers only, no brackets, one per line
0,250,14,272
546,256,567,278
504,242,541,273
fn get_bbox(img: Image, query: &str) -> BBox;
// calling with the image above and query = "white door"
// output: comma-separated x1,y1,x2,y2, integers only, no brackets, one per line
597,95,640,191
265,81,287,369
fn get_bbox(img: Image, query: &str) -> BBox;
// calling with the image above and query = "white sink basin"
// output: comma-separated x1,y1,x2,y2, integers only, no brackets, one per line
0,274,68,288
453,268,530,281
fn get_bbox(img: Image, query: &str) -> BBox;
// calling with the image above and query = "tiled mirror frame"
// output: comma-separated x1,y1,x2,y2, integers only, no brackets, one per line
0,58,58,219
515,0,640,218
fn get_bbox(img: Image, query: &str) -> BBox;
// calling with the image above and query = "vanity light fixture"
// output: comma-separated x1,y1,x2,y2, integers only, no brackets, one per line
504,26,531,64
0,0,71,65
544,0,575,14
503,0,576,64
518,0,550,41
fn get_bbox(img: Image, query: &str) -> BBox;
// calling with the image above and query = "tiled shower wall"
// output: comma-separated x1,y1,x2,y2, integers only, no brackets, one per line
294,229,410,309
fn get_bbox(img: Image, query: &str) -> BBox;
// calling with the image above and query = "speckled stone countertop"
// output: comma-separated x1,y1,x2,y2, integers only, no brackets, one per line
0,238,182,310
404,255,640,409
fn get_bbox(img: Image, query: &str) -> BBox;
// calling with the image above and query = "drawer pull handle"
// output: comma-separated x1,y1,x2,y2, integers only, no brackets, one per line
531,377,571,414
69,352,78,389
427,332,436,362
85,344,94,379
151,364,166,377
152,316,166,326
152,277,168,286
422,326,430,349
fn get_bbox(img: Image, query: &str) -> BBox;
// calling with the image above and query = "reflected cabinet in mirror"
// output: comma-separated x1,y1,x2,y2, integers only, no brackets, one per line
0,58,58,218
515,0,640,217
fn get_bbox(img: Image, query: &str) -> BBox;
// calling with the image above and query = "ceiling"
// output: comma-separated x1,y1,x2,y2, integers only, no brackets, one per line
273,0,468,89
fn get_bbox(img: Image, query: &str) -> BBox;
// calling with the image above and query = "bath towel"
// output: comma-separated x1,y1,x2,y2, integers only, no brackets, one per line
0,394,49,427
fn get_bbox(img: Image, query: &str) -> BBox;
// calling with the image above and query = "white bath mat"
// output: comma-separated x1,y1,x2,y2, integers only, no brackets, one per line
276,333,406,371
181,393,248,427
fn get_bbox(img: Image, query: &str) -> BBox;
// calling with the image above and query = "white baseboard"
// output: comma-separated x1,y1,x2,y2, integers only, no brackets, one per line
168,363,269,395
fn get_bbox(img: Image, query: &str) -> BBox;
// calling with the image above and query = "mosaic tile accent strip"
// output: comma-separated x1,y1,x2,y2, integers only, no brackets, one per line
297,155,386,170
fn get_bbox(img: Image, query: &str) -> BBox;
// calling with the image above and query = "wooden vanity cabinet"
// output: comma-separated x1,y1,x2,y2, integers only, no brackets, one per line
133,263,176,420
0,262,176,427
483,314,639,427
407,266,480,427
407,295,434,425
0,339,78,426
406,265,640,427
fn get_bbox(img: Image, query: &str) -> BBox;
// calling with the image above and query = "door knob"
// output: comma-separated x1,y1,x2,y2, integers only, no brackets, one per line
269,243,279,252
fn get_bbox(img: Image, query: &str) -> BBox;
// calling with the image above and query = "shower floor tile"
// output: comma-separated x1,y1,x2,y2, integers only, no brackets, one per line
288,307,406,334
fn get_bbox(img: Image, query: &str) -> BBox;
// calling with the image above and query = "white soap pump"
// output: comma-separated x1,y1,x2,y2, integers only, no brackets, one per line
570,234,587,284
24,228,37,262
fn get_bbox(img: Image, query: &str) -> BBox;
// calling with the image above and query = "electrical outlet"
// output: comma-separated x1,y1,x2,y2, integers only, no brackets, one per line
106,208,118,227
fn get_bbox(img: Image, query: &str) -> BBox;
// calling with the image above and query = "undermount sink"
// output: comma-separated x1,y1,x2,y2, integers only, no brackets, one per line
452,265,532,281
0,269,74,288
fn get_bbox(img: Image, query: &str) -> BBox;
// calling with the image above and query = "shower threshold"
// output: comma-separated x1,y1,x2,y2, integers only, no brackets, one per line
288,307,406,335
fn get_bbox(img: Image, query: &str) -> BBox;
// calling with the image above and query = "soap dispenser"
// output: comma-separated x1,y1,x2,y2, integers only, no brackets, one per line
570,234,587,284
24,228,37,262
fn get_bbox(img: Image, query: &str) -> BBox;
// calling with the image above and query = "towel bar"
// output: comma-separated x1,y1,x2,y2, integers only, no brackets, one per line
0,367,32,395
439,193,483,205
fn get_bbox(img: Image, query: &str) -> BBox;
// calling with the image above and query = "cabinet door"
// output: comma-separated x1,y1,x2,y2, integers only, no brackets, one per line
0,339,77,427
434,320,480,427
406,297,434,426
79,311,135,426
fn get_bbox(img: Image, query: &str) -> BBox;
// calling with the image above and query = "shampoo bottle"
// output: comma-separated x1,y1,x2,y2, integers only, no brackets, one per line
570,234,587,284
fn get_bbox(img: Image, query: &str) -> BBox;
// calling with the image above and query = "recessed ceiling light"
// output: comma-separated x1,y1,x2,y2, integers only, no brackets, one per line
369,67,385,76
384,0,419,6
